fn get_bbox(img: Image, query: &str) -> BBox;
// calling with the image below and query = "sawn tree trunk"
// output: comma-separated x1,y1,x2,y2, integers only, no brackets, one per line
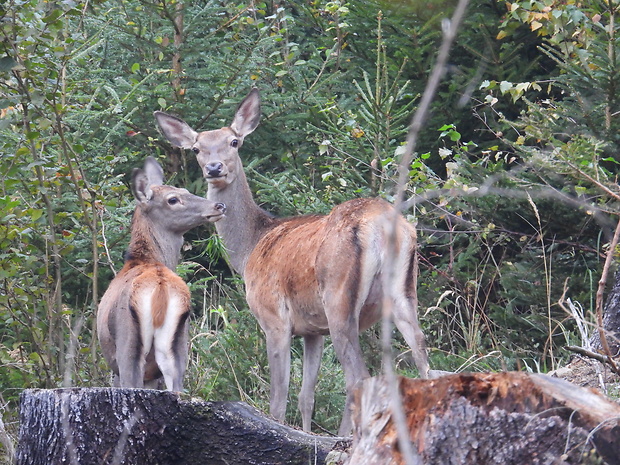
15,388,341,465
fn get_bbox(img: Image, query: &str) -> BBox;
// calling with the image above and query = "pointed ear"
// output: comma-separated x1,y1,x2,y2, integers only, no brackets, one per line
154,111,199,149
230,88,261,138
143,156,165,186
132,168,152,203
132,157,164,202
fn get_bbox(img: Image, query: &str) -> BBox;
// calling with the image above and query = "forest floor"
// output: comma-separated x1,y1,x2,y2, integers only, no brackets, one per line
552,357,620,401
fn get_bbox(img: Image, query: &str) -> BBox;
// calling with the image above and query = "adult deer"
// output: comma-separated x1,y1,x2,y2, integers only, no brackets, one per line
97,157,226,391
154,90,430,434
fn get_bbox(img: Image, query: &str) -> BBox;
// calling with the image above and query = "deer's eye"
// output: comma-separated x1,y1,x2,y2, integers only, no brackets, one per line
192,147,200,154
168,197,179,205
230,139,239,148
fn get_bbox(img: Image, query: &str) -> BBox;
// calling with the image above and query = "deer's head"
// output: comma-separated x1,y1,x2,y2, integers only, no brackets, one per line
132,157,226,234
154,89,261,191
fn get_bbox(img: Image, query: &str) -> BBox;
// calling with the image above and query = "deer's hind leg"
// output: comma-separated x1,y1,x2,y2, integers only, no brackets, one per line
320,272,374,434
298,334,324,432
153,303,190,392
391,234,430,379
317,227,377,435
116,302,149,388
392,295,429,378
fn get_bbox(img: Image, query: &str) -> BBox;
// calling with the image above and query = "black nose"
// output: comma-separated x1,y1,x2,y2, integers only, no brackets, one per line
205,162,223,177
215,202,226,213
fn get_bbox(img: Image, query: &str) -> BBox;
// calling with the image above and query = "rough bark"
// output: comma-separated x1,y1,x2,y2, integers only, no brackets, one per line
347,372,620,465
16,388,341,465
591,269,620,356
17,374,620,465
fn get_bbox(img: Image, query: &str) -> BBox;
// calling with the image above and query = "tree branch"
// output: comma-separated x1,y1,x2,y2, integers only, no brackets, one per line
565,345,620,375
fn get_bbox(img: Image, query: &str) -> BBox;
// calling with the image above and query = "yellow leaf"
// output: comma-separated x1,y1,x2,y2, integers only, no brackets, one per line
531,21,543,31
351,128,365,138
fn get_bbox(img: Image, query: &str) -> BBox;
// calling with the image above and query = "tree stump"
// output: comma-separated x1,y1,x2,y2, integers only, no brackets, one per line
16,388,341,465
347,372,620,465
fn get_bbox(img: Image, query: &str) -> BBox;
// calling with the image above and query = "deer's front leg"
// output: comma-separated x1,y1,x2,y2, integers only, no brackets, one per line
259,313,292,424
298,334,324,432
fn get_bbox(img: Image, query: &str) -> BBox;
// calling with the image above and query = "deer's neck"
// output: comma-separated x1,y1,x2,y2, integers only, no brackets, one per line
126,209,184,271
207,169,276,275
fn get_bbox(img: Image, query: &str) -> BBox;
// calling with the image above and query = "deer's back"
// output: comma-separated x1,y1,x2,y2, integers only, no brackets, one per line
97,261,190,375
244,198,414,335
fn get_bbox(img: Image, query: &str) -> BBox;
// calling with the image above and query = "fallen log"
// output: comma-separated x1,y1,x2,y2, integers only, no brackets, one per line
347,372,620,465
16,388,341,465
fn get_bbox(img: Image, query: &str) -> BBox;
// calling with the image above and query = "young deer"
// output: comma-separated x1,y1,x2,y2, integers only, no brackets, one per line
154,90,430,434
97,157,226,391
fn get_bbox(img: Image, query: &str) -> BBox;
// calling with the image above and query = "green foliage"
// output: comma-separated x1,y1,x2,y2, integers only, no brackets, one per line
416,0,619,376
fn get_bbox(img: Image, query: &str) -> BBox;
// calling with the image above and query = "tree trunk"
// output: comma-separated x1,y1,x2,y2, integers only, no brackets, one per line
347,372,620,465
16,388,341,465
591,269,620,356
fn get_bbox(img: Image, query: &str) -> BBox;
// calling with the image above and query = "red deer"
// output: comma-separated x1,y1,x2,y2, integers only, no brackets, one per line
154,90,430,434
97,157,226,391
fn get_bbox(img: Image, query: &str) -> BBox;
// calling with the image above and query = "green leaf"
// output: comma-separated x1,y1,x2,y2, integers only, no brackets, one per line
43,9,63,24
30,209,43,221
0,57,18,72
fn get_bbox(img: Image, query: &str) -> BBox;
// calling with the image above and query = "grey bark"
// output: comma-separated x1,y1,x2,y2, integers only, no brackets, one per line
591,269,620,355
16,388,341,465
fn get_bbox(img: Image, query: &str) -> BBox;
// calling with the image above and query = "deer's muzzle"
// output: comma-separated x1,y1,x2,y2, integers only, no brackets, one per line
205,161,224,178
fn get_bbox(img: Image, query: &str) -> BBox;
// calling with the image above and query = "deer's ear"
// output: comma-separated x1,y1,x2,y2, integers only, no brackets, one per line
143,156,165,186
132,157,163,202
154,111,198,149
132,168,153,203
230,88,261,138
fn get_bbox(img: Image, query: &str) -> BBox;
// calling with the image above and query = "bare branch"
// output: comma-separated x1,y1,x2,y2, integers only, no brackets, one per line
384,0,471,463
565,346,620,375
395,0,471,210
